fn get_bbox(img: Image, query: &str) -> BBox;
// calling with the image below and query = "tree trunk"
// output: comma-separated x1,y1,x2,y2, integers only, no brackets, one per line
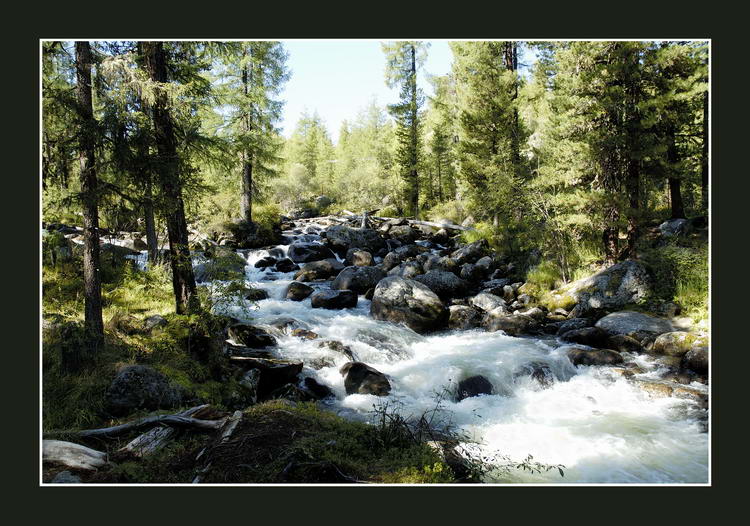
143,42,199,315
75,41,104,354
240,57,253,223
667,127,685,219
143,172,159,263
410,45,419,219
437,157,443,202
701,89,708,212
504,41,521,175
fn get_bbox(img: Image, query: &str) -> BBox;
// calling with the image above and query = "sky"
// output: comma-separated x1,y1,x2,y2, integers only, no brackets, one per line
278,40,454,144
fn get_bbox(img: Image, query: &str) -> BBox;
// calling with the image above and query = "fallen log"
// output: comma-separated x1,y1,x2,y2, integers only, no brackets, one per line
118,426,176,458
43,440,109,471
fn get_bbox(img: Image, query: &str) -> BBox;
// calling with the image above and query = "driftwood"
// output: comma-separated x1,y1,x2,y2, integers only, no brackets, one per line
43,440,109,471
46,405,226,440
192,410,243,483
118,426,176,458
340,209,472,232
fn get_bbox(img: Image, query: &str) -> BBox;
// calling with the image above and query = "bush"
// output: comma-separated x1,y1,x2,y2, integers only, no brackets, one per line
426,200,467,224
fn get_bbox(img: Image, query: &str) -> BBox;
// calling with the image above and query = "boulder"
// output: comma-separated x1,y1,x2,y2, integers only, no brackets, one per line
340,362,391,396
346,249,373,267
51,471,82,484
460,263,485,283
482,278,512,296
242,287,269,301
482,311,537,336
556,317,596,335
414,270,471,300
310,289,358,309
423,255,459,275
143,315,168,332
304,377,334,399
275,257,299,273
559,327,611,348
514,362,554,388
332,266,386,294
288,243,336,263
370,276,448,333
451,240,488,265
228,324,277,348
475,256,496,274
448,305,483,330
325,225,386,256
387,260,424,279
607,334,645,354
317,340,356,360
291,329,319,340
558,260,652,317
595,311,674,341
314,195,332,209
293,258,344,281
236,358,304,399
566,347,624,367
286,281,314,301
652,331,706,357
388,225,419,244
381,252,402,271
254,256,277,269
681,346,708,375
456,375,493,401
659,218,693,237
469,292,508,313
105,365,185,417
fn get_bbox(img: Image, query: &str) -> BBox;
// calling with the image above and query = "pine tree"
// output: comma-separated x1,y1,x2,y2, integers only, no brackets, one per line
383,41,427,218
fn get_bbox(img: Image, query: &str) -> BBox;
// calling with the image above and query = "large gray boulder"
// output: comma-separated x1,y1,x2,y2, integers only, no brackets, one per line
286,281,314,301
659,218,693,237
651,331,707,357
288,242,336,263
388,261,423,279
470,292,508,313
325,225,386,256
423,255,459,275
681,346,708,375
451,240,488,265
448,305,482,330
105,365,185,417
332,266,386,294
566,347,624,367
414,270,470,300
595,311,674,341
370,276,448,333
558,260,652,317
482,311,537,336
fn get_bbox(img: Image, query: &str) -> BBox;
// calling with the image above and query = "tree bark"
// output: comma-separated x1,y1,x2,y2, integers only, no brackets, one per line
240,55,253,223
143,42,199,315
75,41,104,354
701,89,708,212
667,127,685,219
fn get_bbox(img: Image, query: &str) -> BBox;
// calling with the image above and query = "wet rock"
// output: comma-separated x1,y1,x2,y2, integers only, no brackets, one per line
370,276,448,333
340,362,391,396
237,358,304,399
288,243,336,263
332,266,386,294
560,326,611,348
456,375,493,401
448,305,483,330
310,289,358,309
291,329,319,340
105,365,185,417
274,257,299,273
514,362,554,388
238,369,261,405
317,340,355,360
254,256,278,268
423,255,459,275
293,258,344,281
518,306,546,321
325,225,386,256
556,317,596,335
414,270,471,300
243,287,269,301
387,260,424,279
566,347,624,367
469,292,508,313
394,244,430,259
595,311,674,341
269,317,309,333
286,281,314,301
652,331,706,357
482,311,537,336
481,278,512,297
681,346,708,375
346,249,373,267
268,383,316,402
304,377,334,399
228,324,277,348
607,334,645,353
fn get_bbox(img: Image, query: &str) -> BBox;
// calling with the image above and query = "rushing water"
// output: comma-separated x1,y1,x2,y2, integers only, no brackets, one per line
202,221,708,484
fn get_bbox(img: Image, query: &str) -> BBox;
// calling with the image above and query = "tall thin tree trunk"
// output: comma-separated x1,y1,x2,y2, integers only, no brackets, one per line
75,41,104,356
667,127,685,219
504,41,521,174
437,157,443,202
701,89,708,212
143,171,159,263
240,53,253,223
143,41,198,315
410,45,419,219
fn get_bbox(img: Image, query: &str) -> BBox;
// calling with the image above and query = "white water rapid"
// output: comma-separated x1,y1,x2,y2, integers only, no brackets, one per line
203,220,708,484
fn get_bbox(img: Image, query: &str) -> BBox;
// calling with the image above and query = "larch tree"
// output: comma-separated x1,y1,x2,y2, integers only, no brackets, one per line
214,42,289,223
382,41,427,218
141,41,199,315
74,41,105,353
